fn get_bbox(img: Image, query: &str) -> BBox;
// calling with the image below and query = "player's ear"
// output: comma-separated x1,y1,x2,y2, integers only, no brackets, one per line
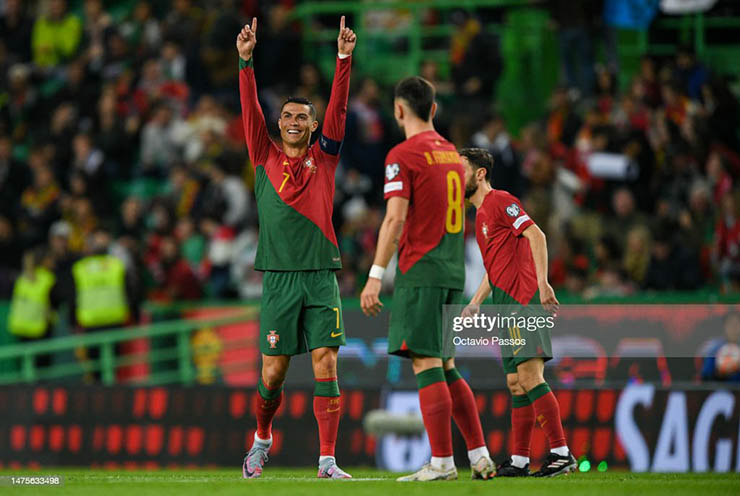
310,119,319,132
429,102,437,120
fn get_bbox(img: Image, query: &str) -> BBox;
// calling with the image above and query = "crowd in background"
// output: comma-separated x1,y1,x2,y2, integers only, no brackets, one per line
1,0,739,314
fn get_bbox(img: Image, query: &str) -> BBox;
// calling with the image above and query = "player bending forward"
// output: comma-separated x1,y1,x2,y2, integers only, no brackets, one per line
460,148,577,477
360,77,494,481
236,17,356,479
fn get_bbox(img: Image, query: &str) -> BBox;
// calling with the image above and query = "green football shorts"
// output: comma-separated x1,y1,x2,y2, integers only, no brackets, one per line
388,286,463,359
259,270,345,355
490,286,553,374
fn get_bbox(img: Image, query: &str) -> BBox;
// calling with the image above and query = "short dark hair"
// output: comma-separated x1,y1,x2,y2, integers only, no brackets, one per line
394,76,435,121
459,147,493,183
281,96,316,120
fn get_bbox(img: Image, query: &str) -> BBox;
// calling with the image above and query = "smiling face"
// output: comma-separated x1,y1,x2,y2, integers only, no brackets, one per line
278,102,318,148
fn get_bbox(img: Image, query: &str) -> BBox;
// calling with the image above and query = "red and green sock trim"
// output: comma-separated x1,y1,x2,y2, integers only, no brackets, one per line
444,367,463,384
512,394,532,408
314,377,340,397
416,367,446,389
525,382,551,403
258,377,283,401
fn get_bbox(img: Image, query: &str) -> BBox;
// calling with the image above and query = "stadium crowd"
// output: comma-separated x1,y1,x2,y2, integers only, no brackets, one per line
1,0,739,317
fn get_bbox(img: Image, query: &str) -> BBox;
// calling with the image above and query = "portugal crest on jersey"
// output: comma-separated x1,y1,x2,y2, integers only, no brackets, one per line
506,203,520,217
385,163,400,180
304,158,317,174
267,330,280,349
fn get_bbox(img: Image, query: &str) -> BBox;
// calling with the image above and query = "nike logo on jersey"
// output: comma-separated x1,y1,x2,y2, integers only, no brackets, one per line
331,331,343,338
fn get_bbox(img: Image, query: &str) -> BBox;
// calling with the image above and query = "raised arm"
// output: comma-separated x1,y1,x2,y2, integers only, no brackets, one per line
318,16,356,156
236,18,272,166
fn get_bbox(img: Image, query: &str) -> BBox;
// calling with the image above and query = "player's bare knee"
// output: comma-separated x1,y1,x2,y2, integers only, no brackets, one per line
311,347,338,378
262,361,287,387
517,370,544,392
443,358,456,371
506,374,523,395
411,355,442,375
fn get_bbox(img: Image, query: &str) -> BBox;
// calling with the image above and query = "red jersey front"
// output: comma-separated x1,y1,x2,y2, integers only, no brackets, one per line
383,130,465,289
476,190,537,305
238,55,351,271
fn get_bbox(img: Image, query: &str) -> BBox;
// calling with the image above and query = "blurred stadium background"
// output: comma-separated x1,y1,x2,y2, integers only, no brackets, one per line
0,0,739,476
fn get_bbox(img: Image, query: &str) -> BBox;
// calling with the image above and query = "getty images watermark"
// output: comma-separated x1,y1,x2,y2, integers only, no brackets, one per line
450,311,555,347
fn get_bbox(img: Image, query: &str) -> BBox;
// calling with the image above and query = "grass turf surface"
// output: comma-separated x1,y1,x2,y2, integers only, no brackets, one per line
1,468,739,495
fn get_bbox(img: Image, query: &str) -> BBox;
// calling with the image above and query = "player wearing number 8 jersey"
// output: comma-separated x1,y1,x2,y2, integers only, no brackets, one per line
361,77,493,482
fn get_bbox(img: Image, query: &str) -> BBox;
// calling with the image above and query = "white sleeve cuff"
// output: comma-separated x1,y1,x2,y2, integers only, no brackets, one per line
338,53,351,59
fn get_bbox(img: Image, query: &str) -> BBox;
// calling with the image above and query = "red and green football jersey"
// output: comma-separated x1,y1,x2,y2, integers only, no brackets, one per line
238,56,351,271
383,130,465,289
475,190,537,305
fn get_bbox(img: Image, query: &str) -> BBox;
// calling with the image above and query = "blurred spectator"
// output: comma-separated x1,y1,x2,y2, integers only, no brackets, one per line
32,0,82,69
623,226,651,285
94,88,138,179
470,113,523,197
120,1,162,58
344,77,389,187
0,216,22,290
715,191,740,292
644,225,703,290
160,39,186,82
70,227,138,381
19,163,60,249
71,133,106,193
1,0,33,65
675,44,709,102
550,0,600,97
0,134,29,216
7,247,60,368
254,4,301,90
604,188,648,252
150,236,202,301
175,217,206,273
200,0,243,95
202,164,249,229
139,102,184,176
546,86,582,147
701,312,740,381
117,196,146,240
449,10,500,105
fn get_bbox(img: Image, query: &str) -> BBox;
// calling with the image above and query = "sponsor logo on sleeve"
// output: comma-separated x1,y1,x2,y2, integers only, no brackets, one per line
513,214,531,230
384,181,403,193
385,163,400,180
505,203,520,217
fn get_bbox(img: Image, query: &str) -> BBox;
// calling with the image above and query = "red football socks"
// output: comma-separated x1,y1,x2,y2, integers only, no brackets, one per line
417,367,453,457
314,377,341,456
511,394,536,457
256,377,283,440
527,383,567,450
445,368,486,450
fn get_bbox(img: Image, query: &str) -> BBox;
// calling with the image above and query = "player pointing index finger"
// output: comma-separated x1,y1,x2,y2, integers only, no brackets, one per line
236,15,356,481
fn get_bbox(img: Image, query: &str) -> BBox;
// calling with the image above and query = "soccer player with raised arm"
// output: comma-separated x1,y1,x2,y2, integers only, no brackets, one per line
460,148,576,477
360,77,494,481
236,17,356,479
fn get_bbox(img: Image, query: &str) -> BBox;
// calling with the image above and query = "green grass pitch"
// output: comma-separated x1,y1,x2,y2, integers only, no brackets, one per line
1,468,739,495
